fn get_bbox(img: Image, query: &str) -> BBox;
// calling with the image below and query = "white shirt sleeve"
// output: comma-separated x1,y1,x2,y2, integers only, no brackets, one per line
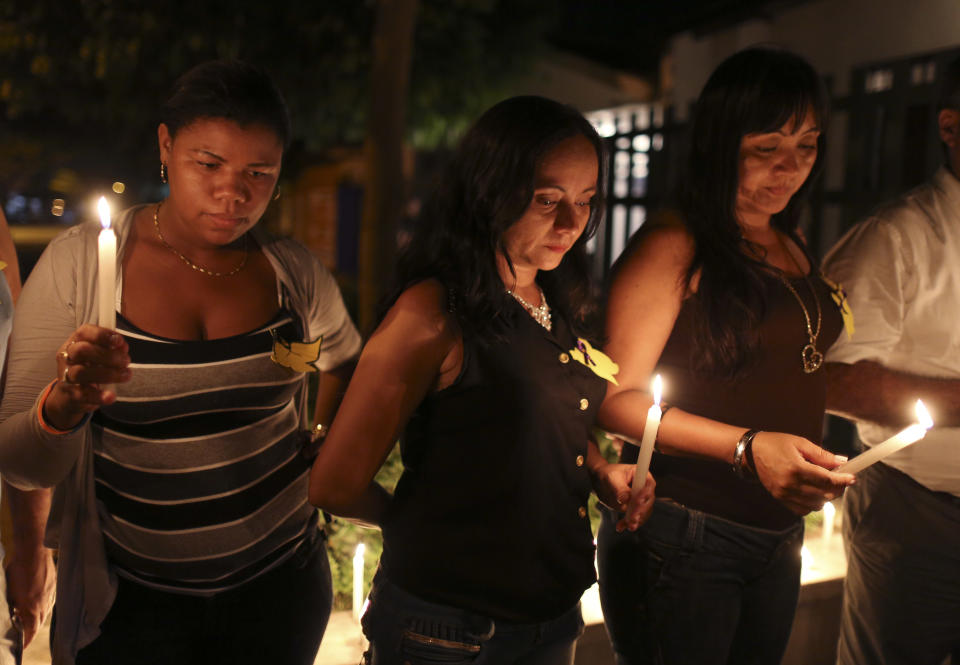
823,215,915,365
304,257,362,371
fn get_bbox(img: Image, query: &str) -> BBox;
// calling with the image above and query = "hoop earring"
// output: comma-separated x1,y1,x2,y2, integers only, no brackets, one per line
160,162,168,184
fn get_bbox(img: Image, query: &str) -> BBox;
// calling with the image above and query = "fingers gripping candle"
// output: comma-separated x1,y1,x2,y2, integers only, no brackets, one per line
97,197,116,331
631,374,662,493
837,400,934,474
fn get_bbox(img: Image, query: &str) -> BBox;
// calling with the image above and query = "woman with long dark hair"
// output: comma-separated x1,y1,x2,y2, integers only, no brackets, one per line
0,60,361,664
596,48,855,664
310,95,655,664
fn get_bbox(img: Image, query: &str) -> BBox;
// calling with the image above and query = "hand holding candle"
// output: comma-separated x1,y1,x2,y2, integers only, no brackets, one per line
837,400,933,474
631,374,663,493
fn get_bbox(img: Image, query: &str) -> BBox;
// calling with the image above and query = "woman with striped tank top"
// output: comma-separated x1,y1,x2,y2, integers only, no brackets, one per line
0,61,361,664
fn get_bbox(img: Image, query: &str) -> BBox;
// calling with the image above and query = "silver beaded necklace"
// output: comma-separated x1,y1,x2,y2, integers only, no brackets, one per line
507,286,552,331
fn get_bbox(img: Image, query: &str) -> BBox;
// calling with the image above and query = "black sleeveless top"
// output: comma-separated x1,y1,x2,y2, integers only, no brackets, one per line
624,271,843,530
380,300,608,622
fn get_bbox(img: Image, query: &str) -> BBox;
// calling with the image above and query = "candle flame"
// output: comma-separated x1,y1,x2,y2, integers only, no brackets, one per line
353,542,365,563
652,374,662,406
915,400,933,429
97,196,111,230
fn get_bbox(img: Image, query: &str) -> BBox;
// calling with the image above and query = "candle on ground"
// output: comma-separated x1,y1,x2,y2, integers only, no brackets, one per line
352,543,366,622
837,400,933,474
631,374,663,493
821,501,836,546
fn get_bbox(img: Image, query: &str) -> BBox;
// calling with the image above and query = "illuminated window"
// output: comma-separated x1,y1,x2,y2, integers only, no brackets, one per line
610,204,627,266
629,205,646,237
865,68,893,93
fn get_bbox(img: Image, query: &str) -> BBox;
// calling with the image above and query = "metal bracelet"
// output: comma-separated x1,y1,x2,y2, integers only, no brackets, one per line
733,429,760,479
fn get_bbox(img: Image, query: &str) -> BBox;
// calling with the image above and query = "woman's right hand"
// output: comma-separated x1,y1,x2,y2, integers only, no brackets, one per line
751,431,855,515
44,324,131,430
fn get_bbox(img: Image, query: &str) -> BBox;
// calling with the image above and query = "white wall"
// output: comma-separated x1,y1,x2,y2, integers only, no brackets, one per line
511,49,654,112
666,0,960,117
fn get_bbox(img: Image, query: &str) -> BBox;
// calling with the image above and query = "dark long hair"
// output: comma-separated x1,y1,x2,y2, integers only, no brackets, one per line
680,47,829,376
391,95,607,339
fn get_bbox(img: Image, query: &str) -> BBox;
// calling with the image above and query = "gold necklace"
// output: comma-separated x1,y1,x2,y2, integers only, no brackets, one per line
507,286,552,331
153,202,249,277
773,234,823,373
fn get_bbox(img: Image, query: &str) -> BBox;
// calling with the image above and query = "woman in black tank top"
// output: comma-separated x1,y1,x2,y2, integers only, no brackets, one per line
310,96,655,665
596,48,856,665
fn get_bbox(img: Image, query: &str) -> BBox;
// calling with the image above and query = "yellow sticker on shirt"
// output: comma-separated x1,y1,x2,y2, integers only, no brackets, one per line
822,275,855,340
570,338,619,385
271,331,323,373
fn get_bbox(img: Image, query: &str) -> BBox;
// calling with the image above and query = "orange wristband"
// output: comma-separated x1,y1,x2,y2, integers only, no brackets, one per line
37,380,90,435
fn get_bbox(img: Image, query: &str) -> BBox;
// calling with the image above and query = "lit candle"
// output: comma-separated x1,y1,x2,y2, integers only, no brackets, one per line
801,544,815,571
821,501,836,546
352,543,366,622
837,400,933,474
97,197,116,331
631,374,662,493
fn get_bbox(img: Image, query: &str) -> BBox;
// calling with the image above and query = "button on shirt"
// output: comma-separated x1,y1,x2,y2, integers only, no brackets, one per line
824,167,960,496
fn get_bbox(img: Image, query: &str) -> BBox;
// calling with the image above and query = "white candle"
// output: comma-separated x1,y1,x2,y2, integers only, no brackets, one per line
631,374,662,493
97,197,116,331
801,544,815,571
821,501,836,546
837,400,934,474
352,543,366,622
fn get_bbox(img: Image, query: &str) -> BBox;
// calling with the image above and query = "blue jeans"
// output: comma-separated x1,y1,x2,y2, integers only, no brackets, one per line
597,501,803,665
361,576,584,665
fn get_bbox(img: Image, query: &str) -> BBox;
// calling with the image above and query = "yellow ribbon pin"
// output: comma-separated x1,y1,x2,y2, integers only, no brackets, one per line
822,275,854,340
271,332,323,373
570,338,619,385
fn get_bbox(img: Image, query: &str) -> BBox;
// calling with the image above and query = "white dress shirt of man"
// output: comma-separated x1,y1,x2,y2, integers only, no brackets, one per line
823,63,960,665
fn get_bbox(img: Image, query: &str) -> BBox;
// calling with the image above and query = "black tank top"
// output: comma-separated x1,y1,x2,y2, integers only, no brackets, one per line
624,271,843,530
380,300,608,622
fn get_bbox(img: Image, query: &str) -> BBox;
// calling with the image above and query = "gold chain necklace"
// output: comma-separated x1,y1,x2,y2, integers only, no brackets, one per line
153,202,249,277
773,234,823,373
507,286,552,331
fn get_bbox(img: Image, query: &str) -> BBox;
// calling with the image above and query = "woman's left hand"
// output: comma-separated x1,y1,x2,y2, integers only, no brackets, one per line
751,431,854,515
590,461,656,531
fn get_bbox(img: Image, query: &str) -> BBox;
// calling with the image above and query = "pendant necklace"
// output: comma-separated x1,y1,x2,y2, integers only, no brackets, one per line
773,234,823,374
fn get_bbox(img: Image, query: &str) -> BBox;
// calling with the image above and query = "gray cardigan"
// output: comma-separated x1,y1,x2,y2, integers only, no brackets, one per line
0,206,361,664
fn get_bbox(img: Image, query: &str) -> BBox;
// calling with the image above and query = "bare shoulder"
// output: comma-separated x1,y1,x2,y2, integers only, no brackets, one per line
380,279,459,348
615,212,695,286
391,279,451,323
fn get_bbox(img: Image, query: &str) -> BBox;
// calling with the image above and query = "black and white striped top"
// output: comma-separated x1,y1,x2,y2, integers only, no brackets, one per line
92,309,318,596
